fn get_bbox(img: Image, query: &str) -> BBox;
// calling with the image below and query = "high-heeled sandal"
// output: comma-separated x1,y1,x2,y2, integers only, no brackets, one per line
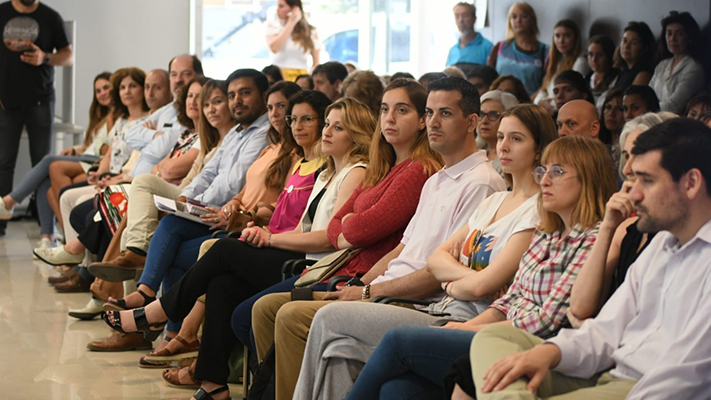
192,386,230,400
103,289,156,311
101,307,167,342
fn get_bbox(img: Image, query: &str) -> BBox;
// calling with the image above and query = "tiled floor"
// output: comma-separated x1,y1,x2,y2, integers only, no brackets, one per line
0,220,242,400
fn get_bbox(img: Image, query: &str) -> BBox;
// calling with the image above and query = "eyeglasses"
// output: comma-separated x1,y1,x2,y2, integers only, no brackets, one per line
532,165,568,184
478,111,501,121
285,114,317,127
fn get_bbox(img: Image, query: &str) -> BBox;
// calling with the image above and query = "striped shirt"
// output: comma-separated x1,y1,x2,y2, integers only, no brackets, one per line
490,222,600,338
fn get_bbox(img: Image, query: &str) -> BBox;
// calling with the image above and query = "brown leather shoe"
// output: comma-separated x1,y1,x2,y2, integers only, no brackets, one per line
88,250,146,282
87,330,153,352
48,268,78,285
53,272,91,293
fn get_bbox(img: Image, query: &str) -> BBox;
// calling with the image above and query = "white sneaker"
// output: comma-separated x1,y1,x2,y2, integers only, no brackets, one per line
68,298,104,320
33,237,55,260
0,198,13,220
33,246,84,266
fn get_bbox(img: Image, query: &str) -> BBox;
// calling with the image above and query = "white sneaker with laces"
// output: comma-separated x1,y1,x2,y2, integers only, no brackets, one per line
33,237,55,260
0,198,14,220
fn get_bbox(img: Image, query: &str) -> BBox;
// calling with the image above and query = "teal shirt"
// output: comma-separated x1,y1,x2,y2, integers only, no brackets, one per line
446,33,493,66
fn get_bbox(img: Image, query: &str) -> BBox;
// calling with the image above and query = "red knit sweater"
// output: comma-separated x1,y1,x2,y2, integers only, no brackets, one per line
325,159,431,278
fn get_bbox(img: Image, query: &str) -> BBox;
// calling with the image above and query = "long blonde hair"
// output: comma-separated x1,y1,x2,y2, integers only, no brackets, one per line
319,98,375,178
538,136,616,233
286,0,315,53
504,2,539,43
363,79,443,188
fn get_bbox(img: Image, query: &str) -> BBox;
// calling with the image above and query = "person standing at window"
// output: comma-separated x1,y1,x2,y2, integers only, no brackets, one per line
266,0,320,82
446,2,493,67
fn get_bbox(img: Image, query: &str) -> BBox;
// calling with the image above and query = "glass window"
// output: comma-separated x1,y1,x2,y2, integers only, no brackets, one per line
196,0,491,78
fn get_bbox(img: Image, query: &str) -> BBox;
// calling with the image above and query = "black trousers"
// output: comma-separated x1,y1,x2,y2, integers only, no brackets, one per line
159,237,304,384
71,198,111,260
0,100,55,233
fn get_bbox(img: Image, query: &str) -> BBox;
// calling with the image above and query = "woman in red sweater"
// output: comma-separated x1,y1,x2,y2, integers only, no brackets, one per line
104,79,442,400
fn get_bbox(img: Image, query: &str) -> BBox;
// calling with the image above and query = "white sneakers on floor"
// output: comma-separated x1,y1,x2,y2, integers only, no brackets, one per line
33,237,56,260
33,245,84,266
0,199,13,220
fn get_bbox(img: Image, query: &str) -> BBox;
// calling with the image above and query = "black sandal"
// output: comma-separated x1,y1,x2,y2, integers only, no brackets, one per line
101,307,167,342
103,289,156,311
192,386,230,400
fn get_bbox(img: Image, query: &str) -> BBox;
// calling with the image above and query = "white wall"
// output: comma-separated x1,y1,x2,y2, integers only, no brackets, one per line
485,0,710,47
42,0,191,129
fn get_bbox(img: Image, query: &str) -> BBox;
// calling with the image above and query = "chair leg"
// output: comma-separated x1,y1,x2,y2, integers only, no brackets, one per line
243,345,250,399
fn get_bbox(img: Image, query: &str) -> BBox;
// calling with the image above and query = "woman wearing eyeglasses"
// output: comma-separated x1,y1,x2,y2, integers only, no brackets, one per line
477,90,520,177
104,95,382,400
338,135,616,400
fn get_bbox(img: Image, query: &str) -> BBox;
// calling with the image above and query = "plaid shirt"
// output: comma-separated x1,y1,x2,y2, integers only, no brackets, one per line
490,222,600,338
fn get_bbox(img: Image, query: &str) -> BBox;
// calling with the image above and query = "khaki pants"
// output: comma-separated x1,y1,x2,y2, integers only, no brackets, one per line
471,324,637,399
252,292,331,400
121,173,181,252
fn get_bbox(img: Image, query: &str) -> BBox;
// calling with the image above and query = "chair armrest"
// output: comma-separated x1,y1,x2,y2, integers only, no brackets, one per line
370,297,435,307
326,275,356,292
281,259,317,280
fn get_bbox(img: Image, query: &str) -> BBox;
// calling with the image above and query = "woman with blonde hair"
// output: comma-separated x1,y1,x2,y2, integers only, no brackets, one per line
266,0,320,81
104,95,379,400
487,2,548,95
342,136,616,400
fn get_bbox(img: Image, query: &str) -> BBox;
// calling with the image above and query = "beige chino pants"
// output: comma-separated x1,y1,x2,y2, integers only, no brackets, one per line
121,173,181,252
471,324,637,400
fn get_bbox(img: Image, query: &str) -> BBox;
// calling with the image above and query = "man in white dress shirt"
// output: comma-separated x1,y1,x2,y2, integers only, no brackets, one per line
472,118,711,400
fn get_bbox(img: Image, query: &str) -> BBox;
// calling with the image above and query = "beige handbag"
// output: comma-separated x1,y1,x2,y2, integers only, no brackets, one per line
293,248,359,287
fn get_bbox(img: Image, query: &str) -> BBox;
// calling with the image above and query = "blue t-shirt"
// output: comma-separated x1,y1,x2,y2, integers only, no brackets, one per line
446,33,493,66
494,40,548,95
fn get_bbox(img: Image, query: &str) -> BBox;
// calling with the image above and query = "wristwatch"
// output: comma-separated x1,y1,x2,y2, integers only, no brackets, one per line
43,53,50,65
361,284,371,301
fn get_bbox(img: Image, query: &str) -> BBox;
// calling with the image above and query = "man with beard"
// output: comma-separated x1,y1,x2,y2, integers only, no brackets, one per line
473,118,711,400
87,69,269,289
0,0,73,235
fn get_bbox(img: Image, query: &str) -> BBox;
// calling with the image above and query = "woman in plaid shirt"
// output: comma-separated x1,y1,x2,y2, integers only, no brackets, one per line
343,136,618,400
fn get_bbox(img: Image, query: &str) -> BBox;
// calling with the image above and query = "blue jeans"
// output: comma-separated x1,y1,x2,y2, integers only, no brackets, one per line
139,214,212,332
10,153,98,234
231,276,327,353
345,326,477,400
0,101,54,232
